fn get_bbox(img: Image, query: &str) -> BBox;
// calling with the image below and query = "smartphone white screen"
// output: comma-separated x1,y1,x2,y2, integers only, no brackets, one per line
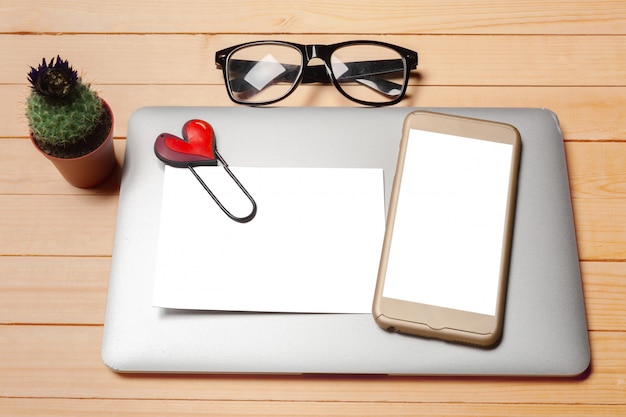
382,129,514,316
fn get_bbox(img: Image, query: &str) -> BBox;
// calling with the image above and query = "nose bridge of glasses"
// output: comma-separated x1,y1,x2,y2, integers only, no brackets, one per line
305,44,324,61
299,45,332,84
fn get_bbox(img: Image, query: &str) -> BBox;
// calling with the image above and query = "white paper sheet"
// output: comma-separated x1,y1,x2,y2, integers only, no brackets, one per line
152,165,385,313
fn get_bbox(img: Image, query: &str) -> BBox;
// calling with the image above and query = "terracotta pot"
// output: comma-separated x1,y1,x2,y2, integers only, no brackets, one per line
31,100,116,188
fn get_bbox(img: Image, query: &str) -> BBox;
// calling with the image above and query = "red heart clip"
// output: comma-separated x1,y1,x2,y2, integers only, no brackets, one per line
154,119,218,167
154,118,258,223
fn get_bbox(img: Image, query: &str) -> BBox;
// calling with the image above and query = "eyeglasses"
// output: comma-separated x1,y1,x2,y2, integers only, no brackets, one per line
215,40,418,106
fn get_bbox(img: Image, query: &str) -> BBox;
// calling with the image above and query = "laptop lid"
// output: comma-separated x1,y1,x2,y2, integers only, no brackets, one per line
102,107,590,376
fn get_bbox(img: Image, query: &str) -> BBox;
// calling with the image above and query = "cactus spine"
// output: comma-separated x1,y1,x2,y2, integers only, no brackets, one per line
26,56,107,158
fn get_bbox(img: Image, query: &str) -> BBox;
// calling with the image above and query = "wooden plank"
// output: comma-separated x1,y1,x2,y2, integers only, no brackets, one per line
572,197,626,261
0,256,110,325
0,325,620,404
1,132,622,200
581,261,626,332
1,398,625,417
0,139,124,195
2,143,626,260
2,1,625,35
0,195,118,256
566,141,626,198
3,34,626,86
1,2,624,416
4,85,626,140
0,258,621,330
565,141,626,261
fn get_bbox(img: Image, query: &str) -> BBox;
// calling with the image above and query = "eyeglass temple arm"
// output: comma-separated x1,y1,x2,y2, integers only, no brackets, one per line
301,68,404,97
305,59,410,97
301,58,409,82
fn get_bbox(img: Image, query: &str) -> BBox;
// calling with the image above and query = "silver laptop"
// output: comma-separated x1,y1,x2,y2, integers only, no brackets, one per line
102,107,590,376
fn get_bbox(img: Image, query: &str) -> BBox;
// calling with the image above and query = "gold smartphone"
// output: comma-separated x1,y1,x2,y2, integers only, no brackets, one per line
373,111,521,347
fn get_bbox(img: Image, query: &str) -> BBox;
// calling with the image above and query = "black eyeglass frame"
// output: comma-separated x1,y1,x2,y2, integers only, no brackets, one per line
215,40,418,106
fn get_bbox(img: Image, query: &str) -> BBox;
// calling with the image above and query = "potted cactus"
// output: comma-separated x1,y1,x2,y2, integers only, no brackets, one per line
26,56,115,188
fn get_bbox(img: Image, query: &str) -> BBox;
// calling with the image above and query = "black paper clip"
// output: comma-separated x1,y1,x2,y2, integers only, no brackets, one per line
154,119,257,223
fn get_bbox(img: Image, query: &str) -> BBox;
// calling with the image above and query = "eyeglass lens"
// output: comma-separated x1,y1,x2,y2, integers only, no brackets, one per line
226,43,407,105
330,44,406,104
226,44,302,104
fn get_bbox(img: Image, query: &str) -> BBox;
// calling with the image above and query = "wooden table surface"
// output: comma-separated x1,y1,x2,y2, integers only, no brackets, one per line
1,1,625,415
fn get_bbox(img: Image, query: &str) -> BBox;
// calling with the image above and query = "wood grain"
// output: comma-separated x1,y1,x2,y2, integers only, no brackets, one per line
0,258,622,331
0,194,118,256
2,1,625,416
1,191,619,260
1,398,625,417
3,140,625,260
4,34,626,86
581,262,626,332
2,1,625,35
5,85,626,140
0,138,125,194
0,256,110,325
0,326,621,404
4,137,626,197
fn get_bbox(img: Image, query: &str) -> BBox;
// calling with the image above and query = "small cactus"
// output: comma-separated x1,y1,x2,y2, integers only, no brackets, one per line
26,56,108,158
